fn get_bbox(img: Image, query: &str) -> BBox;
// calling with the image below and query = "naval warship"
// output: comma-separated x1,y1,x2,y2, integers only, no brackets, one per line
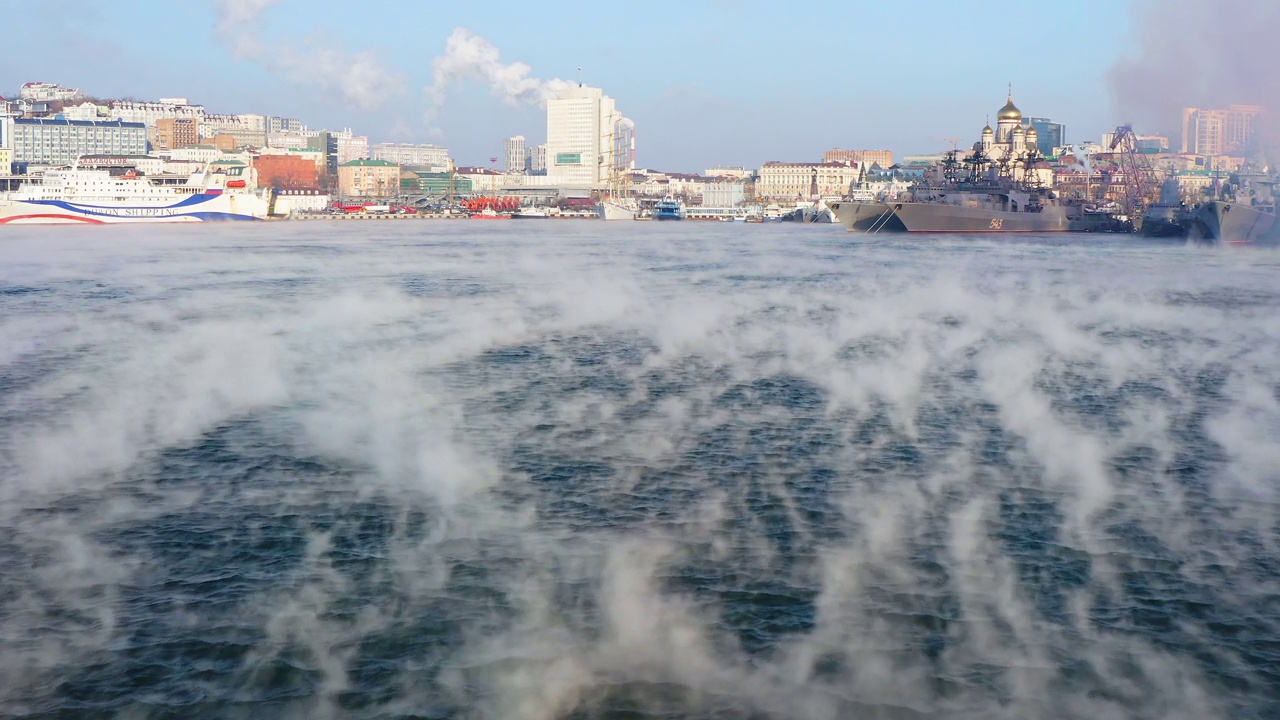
1141,171,1278,245
831,92,1121,234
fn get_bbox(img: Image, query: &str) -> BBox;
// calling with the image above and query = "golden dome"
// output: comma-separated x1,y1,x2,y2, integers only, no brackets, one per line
1026,125,1038,136
1012,124,1025,135
982,124,993,135
997,96,1022,121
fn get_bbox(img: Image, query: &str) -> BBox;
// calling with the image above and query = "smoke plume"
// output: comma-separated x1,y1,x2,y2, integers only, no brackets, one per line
1109,0,1280,141
212,0,404,111
424,28,574,126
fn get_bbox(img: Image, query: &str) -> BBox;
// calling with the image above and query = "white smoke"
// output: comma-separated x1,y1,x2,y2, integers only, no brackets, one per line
1109,0,1280,137
424,28,574,127
213,0,279,59
211,0,404,112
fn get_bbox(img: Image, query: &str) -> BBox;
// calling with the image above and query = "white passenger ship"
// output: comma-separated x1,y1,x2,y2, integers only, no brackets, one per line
0,164,274,224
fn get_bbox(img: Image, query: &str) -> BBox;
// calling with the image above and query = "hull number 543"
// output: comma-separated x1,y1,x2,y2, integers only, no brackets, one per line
989,218,1004,229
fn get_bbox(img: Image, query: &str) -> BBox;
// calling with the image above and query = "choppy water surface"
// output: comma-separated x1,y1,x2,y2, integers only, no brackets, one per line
2,222,1279,719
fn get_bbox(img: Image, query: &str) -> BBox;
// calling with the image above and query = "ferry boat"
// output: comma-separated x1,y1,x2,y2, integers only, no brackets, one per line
653,196,686,221
0,165,273,224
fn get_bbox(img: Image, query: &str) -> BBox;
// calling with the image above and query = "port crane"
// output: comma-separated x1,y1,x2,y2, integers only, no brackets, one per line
1108,125,1159,224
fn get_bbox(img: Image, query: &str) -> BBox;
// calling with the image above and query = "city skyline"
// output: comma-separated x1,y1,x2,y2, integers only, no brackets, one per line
5,0,1274,170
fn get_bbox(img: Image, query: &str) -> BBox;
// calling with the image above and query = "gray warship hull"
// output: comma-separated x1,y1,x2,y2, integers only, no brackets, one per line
1193,201,1277,245
829,201,1071,233
1140,201,1278,246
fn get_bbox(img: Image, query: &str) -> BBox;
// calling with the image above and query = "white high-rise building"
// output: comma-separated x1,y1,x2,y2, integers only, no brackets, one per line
545,86,633,187
527,144,547,173
504,135,526,173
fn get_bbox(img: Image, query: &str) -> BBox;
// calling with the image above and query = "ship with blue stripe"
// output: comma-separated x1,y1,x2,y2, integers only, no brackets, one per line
0,163,274,225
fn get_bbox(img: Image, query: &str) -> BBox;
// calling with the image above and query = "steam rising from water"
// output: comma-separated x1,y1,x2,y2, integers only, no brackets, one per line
1,224,1279,719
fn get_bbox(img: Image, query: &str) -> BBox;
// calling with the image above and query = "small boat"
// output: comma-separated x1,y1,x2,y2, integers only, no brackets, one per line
653,195,686,221
470,208,509,220
512,207,550,219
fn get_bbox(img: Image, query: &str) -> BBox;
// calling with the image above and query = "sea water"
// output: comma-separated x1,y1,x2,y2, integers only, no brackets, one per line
1,222,1278,719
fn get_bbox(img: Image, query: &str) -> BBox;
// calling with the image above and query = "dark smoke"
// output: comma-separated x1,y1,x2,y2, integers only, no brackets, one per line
1109,0,1280,150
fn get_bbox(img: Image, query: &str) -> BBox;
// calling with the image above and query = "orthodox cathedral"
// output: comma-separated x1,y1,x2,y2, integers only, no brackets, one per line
977,88,1039,161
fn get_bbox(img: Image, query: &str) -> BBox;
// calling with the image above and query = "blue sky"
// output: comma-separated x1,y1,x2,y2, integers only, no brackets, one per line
6,0,1139,170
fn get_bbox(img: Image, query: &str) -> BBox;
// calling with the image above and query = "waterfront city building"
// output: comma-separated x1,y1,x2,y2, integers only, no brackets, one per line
1182,105,1264,155
702,181,746,206
253,154,321,190
401,170,472,196
757,161,859,199
1022,117,1064,156
219,126,268,149
336,134,370,164
454,166,504,194
822,149,894,168
268,116,304,134
237,114,267,132
371,143,450,169
338,158,400,198
546,85,633,187
8,118,147,165
504,135,526,173
199,114,242,138
168,145,223,164
155,117,199,150
309,132,339,178
526,144,547,173
62,102,105,121
0,148,11,173
704,166,753,179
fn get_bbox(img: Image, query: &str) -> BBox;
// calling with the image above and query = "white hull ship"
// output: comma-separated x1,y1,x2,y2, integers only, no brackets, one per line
0,165,273,225
598,197,638,221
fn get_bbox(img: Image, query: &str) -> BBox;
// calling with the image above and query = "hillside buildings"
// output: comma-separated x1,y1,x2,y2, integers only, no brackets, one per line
19,82,83,103
545,85,634,187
